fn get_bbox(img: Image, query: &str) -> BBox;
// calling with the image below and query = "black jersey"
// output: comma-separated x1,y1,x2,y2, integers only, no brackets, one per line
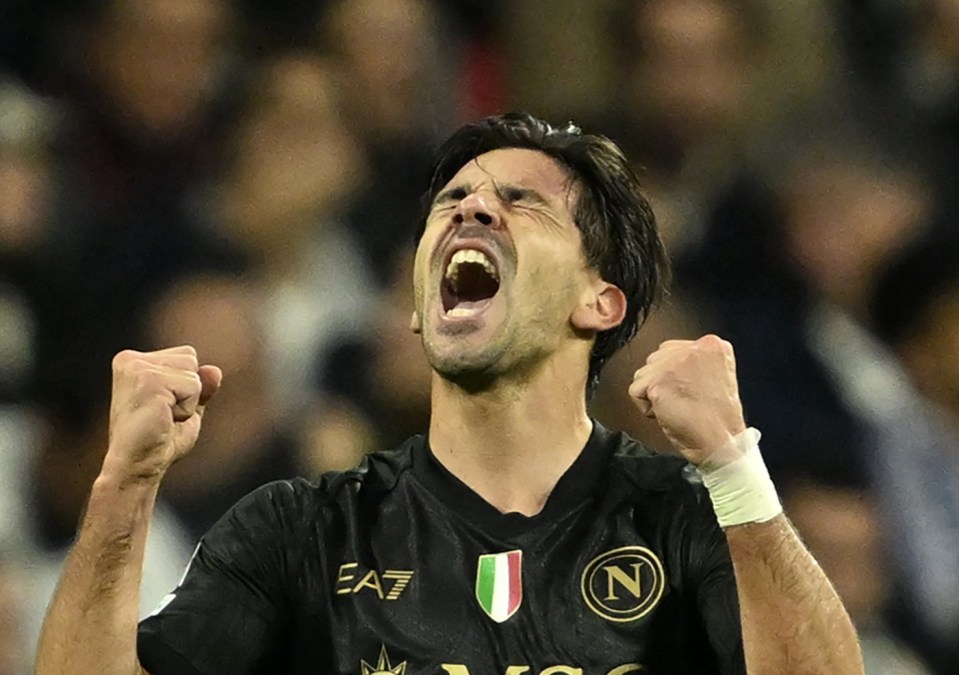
138,422,745,674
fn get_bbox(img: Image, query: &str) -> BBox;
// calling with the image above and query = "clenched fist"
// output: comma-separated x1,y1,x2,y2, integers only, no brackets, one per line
102,346,222,485
628,335,746,467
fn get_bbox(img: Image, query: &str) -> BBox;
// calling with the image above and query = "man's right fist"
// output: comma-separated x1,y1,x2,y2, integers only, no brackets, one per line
102,346,222,484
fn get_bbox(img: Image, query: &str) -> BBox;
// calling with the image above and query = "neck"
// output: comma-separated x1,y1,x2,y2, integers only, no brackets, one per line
427,361,593,516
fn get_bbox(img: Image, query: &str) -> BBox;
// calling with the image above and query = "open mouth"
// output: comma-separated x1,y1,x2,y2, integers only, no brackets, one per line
441,248,501,317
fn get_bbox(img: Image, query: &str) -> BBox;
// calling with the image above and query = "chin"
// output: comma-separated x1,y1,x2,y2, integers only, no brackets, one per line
424,338,509,389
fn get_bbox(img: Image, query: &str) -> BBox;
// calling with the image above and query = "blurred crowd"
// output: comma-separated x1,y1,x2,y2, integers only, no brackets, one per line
0,0,958,672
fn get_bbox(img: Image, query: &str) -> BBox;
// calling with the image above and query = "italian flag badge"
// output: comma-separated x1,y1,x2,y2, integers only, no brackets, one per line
475,550,523,622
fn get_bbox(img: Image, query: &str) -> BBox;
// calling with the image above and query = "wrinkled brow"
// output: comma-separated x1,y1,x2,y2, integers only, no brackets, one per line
432,184,469,207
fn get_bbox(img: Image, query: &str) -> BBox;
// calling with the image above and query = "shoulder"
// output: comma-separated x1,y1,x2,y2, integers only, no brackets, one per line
599,425,718,531
204,437,421,545
314,435,420,504
247,434,419,503
600,427,732,584
602,426,698,495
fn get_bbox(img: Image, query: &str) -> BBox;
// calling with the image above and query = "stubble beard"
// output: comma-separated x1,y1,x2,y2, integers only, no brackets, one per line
423,319,560,395
422,326,511,391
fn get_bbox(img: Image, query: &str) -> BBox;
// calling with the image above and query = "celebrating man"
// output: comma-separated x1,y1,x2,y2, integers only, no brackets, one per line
38,113,863,674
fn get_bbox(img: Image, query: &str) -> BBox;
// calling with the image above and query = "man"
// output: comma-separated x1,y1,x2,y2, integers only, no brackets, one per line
37,113,863,674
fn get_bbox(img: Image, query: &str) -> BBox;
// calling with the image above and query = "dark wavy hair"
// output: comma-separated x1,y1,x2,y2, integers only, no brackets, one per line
420,112,671,393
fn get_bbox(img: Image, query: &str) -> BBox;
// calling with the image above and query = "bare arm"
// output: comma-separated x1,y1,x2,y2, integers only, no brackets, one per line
727,516,862,674
36,475,158,675
35,347,221,675
630,335,864,674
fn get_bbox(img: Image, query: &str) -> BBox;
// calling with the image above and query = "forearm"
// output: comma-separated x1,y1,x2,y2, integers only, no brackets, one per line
726,515,863,675
36,474,158,675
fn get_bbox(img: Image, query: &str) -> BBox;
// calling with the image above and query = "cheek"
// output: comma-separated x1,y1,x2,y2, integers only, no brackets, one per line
522,234,587,282
411,245,432,306
518,244,587,309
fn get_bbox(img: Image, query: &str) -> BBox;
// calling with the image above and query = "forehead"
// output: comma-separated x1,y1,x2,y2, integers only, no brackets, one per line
445,147,576,203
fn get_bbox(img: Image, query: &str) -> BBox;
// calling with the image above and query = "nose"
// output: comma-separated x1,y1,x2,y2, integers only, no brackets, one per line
453,192,500,229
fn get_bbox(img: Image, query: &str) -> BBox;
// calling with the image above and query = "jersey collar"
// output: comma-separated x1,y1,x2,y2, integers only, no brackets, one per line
412,420,620,538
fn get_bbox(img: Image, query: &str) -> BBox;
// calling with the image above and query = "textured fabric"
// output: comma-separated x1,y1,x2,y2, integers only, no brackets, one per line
138,422,745,674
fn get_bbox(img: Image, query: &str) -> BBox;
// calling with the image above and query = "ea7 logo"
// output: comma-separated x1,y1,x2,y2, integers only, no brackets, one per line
335,562,414,600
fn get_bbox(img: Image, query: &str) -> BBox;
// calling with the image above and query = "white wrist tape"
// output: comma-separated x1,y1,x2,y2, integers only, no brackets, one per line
697,428,782,528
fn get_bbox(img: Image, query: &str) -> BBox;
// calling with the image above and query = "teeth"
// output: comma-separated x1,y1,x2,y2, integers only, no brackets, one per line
444,248,499,282
447,306,477,318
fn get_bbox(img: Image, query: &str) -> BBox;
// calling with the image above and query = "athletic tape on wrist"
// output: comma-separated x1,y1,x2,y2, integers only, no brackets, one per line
697,427,782,528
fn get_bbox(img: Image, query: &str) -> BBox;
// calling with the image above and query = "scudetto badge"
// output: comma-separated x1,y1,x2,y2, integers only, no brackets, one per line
581,546,665,622
475,549,523,622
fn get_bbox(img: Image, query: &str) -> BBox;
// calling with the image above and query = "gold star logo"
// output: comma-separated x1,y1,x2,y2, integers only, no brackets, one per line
360,645,407,674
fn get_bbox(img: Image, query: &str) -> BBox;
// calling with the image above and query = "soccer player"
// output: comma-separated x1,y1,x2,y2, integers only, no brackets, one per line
37,113,864,674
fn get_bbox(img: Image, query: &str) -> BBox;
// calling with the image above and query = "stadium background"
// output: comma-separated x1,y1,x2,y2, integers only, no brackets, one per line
0,0,958,672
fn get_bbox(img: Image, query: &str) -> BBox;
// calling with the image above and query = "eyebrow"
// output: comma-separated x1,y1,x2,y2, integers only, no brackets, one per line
494,183,549,207
432,184,469,207
432,182,552,208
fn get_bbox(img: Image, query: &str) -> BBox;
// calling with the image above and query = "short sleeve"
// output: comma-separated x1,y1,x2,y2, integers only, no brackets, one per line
681,486,747,675
138,479,316,675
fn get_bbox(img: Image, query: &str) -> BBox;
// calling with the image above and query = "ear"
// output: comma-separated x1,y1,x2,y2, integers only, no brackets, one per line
410,310,422,334
571,280,627,333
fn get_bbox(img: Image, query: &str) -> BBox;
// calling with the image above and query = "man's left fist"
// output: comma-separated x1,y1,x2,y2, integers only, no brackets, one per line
628,335,747,466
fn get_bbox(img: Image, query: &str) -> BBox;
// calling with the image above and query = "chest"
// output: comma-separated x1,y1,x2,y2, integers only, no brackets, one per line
288,500,709,675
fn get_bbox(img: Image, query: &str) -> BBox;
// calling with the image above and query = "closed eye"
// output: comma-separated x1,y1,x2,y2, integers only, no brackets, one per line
497,185,545,207
504,187,526,203
432,186,469,209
